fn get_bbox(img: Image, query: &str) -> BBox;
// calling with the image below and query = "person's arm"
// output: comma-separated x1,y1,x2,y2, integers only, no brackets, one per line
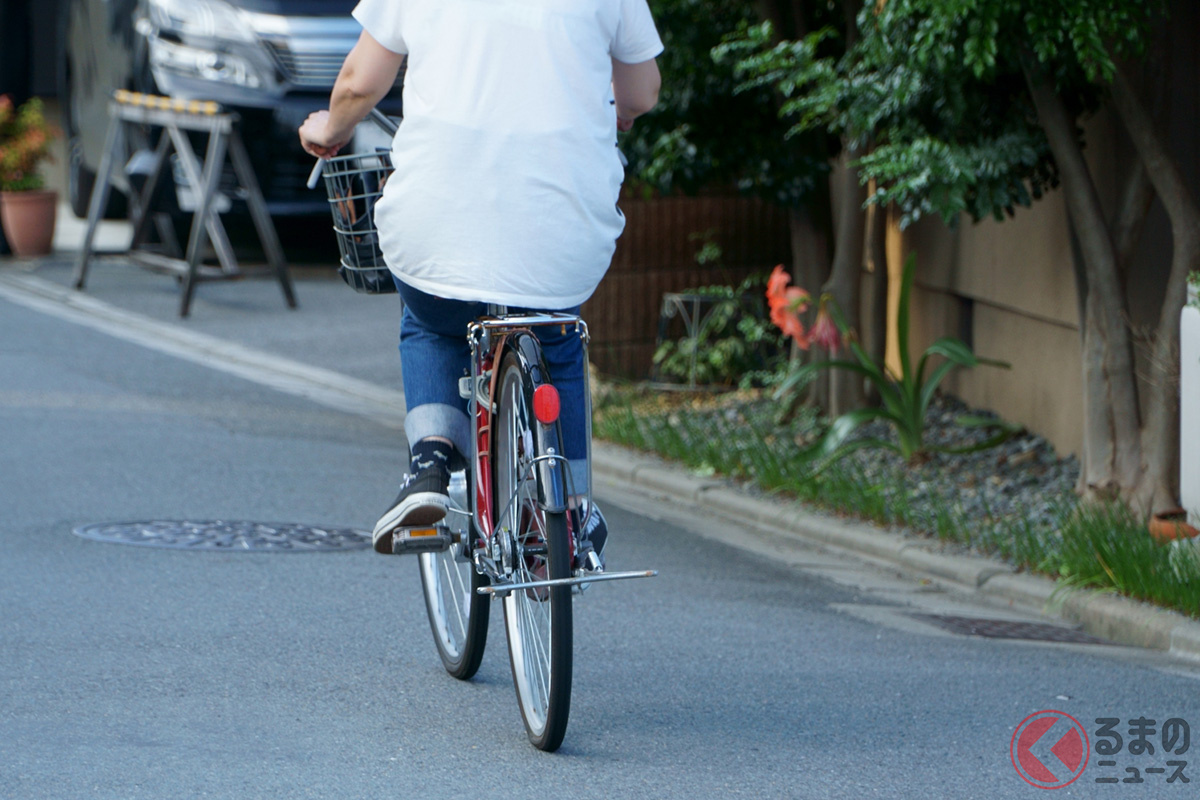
299,31,405,158
612,57,661,131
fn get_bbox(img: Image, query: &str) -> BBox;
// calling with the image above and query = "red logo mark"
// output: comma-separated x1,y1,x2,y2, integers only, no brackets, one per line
1011,710,1090,789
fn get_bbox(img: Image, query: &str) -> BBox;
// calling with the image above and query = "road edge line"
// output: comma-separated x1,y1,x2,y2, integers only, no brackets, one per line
0,272,406,430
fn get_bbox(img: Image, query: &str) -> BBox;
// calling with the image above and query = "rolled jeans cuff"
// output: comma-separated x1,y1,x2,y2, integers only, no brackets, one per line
405,403,472,460
406,405,589,495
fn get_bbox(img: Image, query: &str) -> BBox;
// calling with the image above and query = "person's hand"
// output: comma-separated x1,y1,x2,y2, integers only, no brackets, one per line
299,110,349,158
617,115,635,133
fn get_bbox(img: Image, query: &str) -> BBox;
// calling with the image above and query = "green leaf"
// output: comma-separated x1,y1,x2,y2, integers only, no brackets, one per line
799,406,906,462
917,359,959,420
925,337,985,367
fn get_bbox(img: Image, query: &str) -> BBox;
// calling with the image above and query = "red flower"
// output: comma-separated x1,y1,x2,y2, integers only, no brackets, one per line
766,265,812,348
811,296,841,353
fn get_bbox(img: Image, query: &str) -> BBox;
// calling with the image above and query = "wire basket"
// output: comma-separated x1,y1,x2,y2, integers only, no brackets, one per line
320,149,396,294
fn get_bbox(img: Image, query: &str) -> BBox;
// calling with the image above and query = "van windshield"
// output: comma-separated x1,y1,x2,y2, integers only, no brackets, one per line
226,0,357,14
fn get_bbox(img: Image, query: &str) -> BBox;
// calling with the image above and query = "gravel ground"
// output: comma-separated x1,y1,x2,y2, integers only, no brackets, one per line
840,393,1079,548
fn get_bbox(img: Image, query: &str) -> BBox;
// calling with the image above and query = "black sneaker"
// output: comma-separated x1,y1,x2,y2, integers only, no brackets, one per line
372,466,450,554
572,500,608,571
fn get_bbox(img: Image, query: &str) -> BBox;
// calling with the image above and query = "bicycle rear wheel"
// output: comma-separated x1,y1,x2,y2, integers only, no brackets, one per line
418,472,489,679
494,348,572,751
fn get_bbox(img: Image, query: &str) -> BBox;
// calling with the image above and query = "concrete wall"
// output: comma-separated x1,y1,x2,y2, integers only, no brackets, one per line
902,172,1091,456
891,0,1199,459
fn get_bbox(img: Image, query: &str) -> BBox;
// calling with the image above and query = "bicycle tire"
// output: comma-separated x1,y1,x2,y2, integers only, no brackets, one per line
494,347,573,751
418,535,489,680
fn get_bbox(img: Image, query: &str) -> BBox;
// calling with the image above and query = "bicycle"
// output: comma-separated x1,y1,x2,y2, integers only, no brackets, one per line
313,111,657,751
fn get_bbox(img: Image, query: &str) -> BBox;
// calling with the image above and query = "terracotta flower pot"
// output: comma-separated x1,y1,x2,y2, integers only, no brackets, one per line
0,189,58,257
1148,508,1200,544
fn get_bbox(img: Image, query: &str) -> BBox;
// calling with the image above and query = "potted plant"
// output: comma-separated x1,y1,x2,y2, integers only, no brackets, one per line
0,95,60,257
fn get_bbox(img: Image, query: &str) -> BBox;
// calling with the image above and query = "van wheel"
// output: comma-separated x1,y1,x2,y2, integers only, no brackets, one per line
65,126,126,220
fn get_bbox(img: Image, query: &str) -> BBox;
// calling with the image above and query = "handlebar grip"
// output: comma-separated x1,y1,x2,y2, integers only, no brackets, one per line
306,158,325,190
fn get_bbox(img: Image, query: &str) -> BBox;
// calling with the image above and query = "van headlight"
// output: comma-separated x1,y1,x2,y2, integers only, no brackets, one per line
142,0,274,92
146,0,256,43
148,40,264,89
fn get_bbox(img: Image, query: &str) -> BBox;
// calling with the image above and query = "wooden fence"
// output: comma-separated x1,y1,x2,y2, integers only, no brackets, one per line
581,192,793,378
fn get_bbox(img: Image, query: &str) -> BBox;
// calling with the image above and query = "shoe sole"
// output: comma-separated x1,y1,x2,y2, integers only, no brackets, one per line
372,492,449,554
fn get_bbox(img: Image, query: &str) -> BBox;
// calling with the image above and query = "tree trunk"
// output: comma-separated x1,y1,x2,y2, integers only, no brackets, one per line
843,0,862,49
755,0,809,39
1110,159,1155,280
1063,68,1155,503
1024,66,1145,498
865,194,890,389
1078,288,1118,498
1110,66,1200,513
789,204,831,295
766,0,865,421
820,145,868,416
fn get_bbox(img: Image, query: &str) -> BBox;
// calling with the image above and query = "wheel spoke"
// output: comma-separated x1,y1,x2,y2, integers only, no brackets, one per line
439,554,467,641
520,604,548,712
517,517,553,704
521,592,551,705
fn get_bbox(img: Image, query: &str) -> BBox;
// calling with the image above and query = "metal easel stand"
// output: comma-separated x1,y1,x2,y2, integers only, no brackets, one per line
72,90,296,317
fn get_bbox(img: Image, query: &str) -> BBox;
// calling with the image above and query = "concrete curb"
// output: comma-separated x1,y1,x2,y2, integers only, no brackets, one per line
977,572,1058,612
593,440,1200,664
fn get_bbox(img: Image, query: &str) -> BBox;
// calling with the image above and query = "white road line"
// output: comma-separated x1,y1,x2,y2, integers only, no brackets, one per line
0,272,406,430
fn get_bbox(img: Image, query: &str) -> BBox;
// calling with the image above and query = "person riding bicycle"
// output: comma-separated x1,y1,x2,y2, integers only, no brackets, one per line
299,0,663,560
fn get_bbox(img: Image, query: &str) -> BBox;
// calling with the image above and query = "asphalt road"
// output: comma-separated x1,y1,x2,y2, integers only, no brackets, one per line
3,275,1200,799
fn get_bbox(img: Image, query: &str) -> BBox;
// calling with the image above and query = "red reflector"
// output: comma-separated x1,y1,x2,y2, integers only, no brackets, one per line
533,384,561,424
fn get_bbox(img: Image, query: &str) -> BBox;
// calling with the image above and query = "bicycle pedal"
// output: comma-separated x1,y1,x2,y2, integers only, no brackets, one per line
392,525,451,554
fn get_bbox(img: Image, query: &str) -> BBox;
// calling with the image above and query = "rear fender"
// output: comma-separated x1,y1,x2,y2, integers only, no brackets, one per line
500,332,568,514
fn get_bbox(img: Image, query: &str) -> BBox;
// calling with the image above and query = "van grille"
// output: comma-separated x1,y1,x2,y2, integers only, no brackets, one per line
265,41,345,88
266,41,405,90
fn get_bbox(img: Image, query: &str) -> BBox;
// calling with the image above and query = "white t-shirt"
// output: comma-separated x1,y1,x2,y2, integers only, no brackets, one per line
352,0,663,309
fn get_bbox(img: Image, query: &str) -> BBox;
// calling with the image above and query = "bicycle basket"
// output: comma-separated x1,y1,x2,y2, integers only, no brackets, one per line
321,149,396,294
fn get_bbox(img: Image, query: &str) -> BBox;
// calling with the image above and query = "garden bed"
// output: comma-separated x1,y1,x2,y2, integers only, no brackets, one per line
594,385,1200,618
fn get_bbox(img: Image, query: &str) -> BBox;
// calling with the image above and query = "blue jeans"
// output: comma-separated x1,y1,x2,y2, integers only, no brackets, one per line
394,279,589,491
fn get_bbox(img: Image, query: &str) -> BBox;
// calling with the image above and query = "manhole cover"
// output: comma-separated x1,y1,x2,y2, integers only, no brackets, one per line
911,614,1110,645
73,520,372,552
